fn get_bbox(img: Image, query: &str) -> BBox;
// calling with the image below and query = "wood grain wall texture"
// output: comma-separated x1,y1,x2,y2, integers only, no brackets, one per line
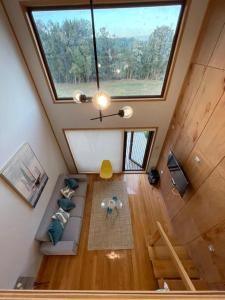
157,0,225,290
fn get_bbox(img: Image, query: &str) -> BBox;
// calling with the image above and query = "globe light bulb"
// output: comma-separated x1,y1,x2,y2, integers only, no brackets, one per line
92,90,111,110
121,106,133,119
73,90,83,103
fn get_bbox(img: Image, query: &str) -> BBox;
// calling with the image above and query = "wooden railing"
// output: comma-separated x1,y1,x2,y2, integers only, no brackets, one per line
1,227,225,299
150,221,196,291
0,290,224,300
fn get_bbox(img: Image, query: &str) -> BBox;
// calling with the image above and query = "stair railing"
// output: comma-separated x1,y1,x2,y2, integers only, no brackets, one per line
150,221,196,291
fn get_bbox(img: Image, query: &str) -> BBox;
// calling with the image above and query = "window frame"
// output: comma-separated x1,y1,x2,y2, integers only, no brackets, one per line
27,1,185,102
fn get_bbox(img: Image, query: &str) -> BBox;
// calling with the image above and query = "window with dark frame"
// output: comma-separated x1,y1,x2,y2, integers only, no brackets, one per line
28,2,184,101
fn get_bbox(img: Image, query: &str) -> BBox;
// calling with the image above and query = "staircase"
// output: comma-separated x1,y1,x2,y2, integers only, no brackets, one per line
148,222,208,291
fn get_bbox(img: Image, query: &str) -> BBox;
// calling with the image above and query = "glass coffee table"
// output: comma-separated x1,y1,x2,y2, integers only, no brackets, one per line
101,196,123,218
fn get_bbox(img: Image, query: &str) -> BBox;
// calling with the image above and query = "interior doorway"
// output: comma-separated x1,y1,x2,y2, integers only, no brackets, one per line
123,130,154,171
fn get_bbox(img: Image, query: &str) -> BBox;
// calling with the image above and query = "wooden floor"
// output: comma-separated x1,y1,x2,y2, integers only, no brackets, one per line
36,174,173,290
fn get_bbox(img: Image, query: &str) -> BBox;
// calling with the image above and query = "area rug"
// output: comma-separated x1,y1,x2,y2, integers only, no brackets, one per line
88,180,134,250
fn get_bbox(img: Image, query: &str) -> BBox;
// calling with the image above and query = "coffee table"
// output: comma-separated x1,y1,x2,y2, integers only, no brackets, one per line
101,196,123,218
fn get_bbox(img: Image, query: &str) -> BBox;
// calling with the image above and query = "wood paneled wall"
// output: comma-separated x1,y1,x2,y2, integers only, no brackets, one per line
157,0,225,290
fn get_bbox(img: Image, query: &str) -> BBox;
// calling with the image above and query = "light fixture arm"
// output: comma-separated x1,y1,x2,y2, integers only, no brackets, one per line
90,112,120,121
90,106,133,122
90,109,125,121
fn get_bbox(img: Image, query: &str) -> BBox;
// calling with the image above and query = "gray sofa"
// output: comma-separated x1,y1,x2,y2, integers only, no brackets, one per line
35,174,88,255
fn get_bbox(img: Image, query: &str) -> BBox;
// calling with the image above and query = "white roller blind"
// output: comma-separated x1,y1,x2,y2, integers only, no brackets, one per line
65,130,124,173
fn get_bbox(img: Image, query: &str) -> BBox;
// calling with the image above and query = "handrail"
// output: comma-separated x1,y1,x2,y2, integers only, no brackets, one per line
0,290,224,299
156,221,196,291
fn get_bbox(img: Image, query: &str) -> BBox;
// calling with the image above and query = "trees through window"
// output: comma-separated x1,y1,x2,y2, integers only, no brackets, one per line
29,2,183,100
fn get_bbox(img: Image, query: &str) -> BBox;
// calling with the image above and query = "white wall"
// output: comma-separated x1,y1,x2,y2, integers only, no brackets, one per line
0,4,67,288
2,0,209,173
65,130,124,172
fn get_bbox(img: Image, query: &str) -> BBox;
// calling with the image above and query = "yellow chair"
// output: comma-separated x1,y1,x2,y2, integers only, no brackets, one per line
100,160,113,179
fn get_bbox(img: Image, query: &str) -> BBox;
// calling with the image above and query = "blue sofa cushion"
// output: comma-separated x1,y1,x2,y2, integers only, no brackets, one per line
48,219,64,245
58,198,75,212
64,178,79,190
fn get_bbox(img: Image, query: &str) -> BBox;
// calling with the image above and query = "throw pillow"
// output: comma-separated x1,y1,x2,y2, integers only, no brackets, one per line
58,197,75,212
52,207,70,226
64,178,79,190
48,219,64,245
60,186,76,199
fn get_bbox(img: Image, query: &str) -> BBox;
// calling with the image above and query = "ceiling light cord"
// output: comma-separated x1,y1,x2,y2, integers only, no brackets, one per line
90,0,100,91
90,0,103,121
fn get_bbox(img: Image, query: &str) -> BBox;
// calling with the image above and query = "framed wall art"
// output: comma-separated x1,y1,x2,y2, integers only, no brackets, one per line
1,144,48,208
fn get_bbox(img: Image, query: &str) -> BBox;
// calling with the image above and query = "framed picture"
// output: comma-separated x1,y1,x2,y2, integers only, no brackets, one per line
1,143,48,208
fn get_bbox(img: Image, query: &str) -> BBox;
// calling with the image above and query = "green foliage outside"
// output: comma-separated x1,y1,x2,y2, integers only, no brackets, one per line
55,79,163,97
36,18,175,95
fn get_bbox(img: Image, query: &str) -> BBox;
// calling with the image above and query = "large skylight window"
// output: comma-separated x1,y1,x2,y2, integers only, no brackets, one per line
28,2,183,100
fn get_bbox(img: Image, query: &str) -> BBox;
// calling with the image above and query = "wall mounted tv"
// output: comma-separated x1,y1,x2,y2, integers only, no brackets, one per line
167,151,189,197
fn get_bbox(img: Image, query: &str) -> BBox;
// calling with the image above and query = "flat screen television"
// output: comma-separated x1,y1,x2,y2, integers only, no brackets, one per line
167,151,189,197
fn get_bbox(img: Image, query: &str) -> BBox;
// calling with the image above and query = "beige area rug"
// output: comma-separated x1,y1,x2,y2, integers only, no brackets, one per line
88,180,134,250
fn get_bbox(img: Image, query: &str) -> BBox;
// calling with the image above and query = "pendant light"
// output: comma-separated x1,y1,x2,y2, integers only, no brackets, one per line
73,90,88,103
92,90,111,110
90,0,111,120
121,106,134,118
73,0,133,123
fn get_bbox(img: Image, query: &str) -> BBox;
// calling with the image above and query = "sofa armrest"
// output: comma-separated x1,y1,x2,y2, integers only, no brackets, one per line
40,241,77,255
69,174,88,182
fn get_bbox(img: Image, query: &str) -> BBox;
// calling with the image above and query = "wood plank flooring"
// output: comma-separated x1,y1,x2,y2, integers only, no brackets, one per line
36,174,173,290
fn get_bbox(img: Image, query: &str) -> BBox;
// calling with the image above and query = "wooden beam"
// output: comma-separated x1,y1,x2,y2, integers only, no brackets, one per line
156,221,196,291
